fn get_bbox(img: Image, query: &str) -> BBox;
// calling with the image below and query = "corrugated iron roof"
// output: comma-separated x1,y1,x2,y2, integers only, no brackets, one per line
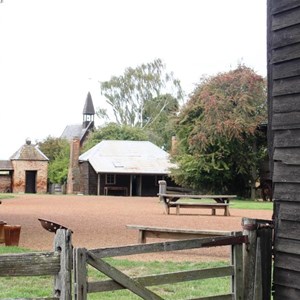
79,140,176,174
10,140,49,161
0,160,13,170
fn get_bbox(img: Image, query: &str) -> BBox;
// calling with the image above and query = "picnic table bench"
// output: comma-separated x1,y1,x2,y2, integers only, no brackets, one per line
104,186,128,196
158,193,236,216
126,224,234,243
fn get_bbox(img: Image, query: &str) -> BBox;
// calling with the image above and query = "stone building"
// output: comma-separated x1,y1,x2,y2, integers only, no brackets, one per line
0,139,49,193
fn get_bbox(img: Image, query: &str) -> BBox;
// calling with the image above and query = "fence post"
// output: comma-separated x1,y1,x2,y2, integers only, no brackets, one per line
158,180,169,214
242,218,273,300
231,231,244,300
257,223,273,300
242,218,258,300
74,248,88,300
158,180,167,199
54,229,72,300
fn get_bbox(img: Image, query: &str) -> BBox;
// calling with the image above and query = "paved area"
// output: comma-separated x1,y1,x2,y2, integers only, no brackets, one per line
0,194,272,261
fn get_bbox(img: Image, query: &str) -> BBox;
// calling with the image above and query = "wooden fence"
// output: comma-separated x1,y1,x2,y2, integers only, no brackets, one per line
73,232,247,300
0,219,273,300
0,229,72,300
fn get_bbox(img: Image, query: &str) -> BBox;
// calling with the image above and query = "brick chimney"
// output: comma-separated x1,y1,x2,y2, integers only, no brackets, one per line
67,137,81,194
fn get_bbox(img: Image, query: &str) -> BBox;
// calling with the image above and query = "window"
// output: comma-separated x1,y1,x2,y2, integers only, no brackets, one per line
105,174,116,185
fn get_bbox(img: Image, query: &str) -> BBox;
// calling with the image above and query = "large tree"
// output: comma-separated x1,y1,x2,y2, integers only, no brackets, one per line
82,122,148,152
172,65,267,197
98,58,183,130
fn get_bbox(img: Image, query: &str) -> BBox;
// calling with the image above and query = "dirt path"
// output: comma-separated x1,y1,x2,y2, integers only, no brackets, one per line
0,194,272,261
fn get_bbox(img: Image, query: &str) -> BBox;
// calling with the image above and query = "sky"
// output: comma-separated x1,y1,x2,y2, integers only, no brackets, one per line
0,0,267,159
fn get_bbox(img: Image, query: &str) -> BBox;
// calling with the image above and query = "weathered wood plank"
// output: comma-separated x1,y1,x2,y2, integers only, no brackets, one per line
89,236,247,258
274,129,300,147
273,268,300,290
53,229,72,300
274,148,300,164
127,225,232,236
278,202,300,221
74,248,87,300
273,77,300,96
273,162,300,183
275,237,300,255
273,285,300,299
272,24,300,49
272,43,300,64
277,219,300,240
275,252,300,272
272,6,300,30
127,225,233,243
0,252,60,276
274,183,300,202
88,266,234,293
231,234,243,300
272,111,300,130
273,94,300,113
273,58,300,79
272,0,300,15
87,251,163,300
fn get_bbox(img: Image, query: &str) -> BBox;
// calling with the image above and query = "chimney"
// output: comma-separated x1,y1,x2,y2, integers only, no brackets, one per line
67,137,81,194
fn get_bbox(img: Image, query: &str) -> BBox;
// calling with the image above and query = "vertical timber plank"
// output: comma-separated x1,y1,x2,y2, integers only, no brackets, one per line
74,248,88,300
231,231,244,300
54,229,72,300
242,218,258,300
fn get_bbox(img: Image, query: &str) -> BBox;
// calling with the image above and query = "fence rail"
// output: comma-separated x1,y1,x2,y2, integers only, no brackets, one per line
74,232,246,300
0,229,72,300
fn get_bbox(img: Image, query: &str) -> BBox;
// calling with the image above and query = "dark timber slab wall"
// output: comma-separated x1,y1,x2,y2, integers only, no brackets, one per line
268,0,300,298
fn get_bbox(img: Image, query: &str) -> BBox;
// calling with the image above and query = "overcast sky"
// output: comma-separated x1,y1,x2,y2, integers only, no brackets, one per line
0,0,267,159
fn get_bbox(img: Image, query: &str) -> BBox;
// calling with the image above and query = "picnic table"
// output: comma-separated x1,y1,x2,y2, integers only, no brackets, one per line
158,193,236,216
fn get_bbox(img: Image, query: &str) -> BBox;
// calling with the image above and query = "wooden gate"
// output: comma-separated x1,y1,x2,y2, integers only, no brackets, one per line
73,233,247,300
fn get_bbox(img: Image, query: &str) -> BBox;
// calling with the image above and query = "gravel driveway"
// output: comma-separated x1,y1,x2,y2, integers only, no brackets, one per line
0,194,272,261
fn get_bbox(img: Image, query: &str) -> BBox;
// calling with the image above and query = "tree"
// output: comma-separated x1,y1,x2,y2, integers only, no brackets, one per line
98,58,183,128
82,122,148,152
38,136,70,184
172,65,267,197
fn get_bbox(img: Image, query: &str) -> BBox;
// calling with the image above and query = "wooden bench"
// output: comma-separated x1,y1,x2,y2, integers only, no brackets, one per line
104,186,128,196
168,202,230,216
126,224,234,243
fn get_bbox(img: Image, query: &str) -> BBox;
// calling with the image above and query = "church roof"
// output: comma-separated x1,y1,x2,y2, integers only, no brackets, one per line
10,139,49,161
61,121,93,142
83,92,95,115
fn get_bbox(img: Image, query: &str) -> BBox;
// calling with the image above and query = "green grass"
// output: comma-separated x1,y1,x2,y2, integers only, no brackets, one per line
178,198,273,210
230,199,273,210
0,247,231,299
0,194,14,200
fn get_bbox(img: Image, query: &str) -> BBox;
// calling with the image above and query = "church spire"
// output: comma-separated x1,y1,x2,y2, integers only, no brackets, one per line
82,92,95,129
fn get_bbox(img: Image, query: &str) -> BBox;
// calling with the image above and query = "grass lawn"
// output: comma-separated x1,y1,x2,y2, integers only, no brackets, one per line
178,198,273,210
0,246,231,299
230,199,273,210
0,194,14,200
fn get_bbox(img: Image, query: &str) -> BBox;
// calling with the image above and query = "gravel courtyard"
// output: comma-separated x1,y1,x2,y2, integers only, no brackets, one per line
0,194,272,261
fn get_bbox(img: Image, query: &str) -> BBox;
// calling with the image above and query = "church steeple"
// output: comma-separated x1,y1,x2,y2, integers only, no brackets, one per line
82,92,95,129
